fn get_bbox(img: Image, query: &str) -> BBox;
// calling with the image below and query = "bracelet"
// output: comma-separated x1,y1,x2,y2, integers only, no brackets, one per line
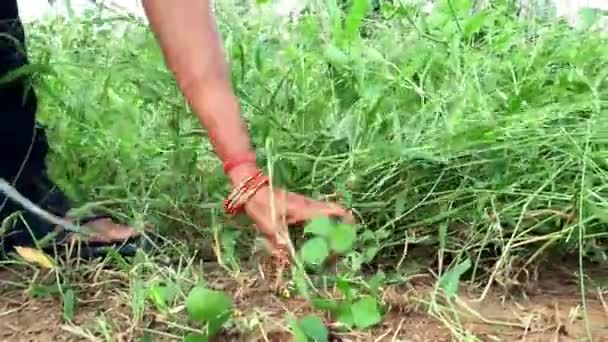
223,152,257,174
223,170,269,216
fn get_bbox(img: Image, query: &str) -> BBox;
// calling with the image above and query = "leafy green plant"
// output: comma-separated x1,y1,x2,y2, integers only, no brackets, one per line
290,217,385,332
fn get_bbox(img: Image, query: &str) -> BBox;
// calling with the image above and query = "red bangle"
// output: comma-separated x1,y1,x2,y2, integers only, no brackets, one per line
223,170,269,216
223,152,257,174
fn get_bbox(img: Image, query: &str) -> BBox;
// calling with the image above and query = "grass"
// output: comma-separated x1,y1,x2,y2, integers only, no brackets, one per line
2,0,608,340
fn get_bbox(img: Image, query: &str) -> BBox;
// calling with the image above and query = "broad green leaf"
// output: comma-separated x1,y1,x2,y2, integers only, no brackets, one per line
438,257,471,299
329,223,356,254
290,318,308,342
304,216,334,237
298,315,329,342
62,288,76,322
351,296,382,329
186,286,232,333
301,237,330,266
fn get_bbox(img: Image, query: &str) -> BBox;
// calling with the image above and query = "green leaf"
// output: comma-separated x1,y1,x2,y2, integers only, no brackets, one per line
329,223,356,254
186,286,232,334
290,318,309,342
62,288,76,322
298,315,329,342
351,296,382,329
438,257,471,299
336,303,354,327
301,237,330,266
304,216,334,237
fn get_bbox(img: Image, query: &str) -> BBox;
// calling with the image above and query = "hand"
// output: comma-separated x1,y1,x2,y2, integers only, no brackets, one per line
228,165,354,251
244,186,353,245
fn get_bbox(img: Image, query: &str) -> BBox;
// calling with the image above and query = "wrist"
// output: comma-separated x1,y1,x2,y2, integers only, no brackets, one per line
223,151,258,184
227,162,260,186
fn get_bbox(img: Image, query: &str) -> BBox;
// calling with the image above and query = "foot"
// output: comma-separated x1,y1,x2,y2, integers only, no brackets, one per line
61,217,141,244
47,215,148,259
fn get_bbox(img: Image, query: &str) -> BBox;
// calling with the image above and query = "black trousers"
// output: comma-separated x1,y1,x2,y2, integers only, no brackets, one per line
0,1,71,251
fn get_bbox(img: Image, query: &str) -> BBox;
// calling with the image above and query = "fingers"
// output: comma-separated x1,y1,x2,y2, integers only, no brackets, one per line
285,193,354,226
246,205,289,245
243,187,355,256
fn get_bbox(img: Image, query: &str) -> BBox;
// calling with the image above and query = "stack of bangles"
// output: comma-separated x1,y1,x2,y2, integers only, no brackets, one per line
223,169,269,216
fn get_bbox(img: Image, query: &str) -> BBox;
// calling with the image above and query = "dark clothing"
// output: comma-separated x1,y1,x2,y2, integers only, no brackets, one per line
0,1,71,252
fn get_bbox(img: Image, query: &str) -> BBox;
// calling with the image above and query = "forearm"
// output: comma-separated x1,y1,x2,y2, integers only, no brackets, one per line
142,0,256,182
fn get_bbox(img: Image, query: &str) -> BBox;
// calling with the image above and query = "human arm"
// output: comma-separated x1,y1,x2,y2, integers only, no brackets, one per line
142,0,255,184
141,0,353,246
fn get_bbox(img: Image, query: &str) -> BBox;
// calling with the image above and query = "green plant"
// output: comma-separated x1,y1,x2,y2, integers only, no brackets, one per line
291,216,385,332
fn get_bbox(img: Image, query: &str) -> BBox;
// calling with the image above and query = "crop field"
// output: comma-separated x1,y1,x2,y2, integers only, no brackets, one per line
2,0,608,341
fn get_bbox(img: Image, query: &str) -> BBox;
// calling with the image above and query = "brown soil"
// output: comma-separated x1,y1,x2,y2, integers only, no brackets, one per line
0,264,607,342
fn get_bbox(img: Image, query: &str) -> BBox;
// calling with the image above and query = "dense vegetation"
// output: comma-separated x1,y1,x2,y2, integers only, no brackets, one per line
16,0,608,339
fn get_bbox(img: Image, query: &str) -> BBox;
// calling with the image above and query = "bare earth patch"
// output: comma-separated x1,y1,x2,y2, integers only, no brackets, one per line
1,264,607,342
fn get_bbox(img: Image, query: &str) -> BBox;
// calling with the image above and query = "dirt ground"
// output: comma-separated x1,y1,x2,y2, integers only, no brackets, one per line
1,263,607,342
